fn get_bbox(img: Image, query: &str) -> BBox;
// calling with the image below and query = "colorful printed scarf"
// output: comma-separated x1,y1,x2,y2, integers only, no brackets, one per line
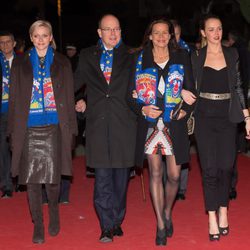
27,46,58,127
178,39,190,53
135,51,184,122
0,51,12,113
99,39,121,84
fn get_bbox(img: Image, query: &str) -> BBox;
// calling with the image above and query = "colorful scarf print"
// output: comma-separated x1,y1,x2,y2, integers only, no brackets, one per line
164,64,184,122
178,39,190,53
99,39,121,84
0,51,12,113
28,46,58,126
135,51,184,123
135,51,158,122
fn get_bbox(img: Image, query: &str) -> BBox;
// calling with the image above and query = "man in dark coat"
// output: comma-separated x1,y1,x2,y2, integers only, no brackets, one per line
228,30,250,199
74,14,136,243
0,31,16,198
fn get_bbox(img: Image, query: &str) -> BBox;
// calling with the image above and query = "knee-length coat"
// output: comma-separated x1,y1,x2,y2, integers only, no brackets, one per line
74,43,137,168
7,50,78,177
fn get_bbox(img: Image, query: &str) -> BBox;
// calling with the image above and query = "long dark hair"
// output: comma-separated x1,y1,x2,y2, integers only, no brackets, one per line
131,18,179,53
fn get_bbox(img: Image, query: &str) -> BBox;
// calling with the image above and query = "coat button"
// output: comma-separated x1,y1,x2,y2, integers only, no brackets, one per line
106,94,110,98
59,103,63,107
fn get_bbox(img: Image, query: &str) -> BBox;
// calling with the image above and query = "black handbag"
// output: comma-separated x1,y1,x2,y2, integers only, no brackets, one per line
172,100,195,135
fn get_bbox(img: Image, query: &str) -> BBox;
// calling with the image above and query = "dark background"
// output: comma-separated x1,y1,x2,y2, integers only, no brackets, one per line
0,0,249,53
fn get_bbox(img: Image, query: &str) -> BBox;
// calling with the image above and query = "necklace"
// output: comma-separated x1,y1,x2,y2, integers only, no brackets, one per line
152,49,169,60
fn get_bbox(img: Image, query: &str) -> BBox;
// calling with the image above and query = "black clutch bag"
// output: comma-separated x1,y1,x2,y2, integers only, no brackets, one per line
172,100,195,135
172,100,183,120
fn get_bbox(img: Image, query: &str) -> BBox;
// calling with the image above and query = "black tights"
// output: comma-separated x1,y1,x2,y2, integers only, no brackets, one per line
147,154,181,229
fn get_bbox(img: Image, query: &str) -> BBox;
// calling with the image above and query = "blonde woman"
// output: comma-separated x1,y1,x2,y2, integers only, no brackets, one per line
8,20,77,244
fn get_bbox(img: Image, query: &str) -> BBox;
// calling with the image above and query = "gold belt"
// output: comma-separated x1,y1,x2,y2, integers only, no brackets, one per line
199,92,231,100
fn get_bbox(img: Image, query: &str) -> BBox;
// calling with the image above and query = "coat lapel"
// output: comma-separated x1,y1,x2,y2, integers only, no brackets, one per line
196,46,207,93
222,46,234,91
93,46,109,87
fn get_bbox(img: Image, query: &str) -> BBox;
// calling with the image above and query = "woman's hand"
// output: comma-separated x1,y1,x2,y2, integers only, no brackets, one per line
75,99,86,113
181,89,196,105
245,119,250,140
132,90,138,99
142,105,162,119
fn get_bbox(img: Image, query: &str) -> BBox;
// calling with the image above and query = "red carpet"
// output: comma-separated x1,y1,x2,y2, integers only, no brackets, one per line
0,153,250,250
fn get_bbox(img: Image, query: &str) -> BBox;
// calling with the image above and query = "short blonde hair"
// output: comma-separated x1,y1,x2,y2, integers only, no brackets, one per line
29,20,56,49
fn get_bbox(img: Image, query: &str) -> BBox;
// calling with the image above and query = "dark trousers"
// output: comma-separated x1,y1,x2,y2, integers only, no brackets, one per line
179,164,189,193
0,113,12,192
195,115,236,211
94,167,130,230
42,176,71,203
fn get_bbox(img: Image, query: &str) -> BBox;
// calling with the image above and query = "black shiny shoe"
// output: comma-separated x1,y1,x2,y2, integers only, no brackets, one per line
99,229,113,243
1,190,12,198
113,225,123,237
175,193,186,201
209,233,220,241
219,226,229,236
155,227,167,246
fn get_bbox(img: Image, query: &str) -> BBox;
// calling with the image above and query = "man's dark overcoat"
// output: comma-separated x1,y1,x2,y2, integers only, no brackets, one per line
74,43,136,168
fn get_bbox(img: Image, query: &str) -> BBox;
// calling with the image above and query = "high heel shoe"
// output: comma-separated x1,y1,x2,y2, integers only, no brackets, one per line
209,233,220,241
155,227,167,246
219,226,229,236
163,216,173,238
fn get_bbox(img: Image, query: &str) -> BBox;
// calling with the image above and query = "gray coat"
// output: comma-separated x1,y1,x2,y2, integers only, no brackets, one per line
74,43,136,168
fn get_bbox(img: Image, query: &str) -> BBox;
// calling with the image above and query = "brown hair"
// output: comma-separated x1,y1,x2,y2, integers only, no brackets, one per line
131,18,179,53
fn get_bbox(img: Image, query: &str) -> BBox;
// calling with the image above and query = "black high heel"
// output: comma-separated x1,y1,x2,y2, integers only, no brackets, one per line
209,233,220,241
155,227,167,246
163,216,173,238
219,226,229,236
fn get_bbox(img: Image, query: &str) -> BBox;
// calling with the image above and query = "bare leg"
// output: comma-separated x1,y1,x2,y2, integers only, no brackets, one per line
208,211,220,240
218,206,229,235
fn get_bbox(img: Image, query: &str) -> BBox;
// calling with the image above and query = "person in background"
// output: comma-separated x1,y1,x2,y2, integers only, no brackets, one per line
171,20,190,53
128,18,195,246
191,14,250,241
0,30,16,198
227,30,250,200
8,20,77,244
74,14,136,243
65,44,79,72
171,19,191,201
42,44,80,204
14,37,26,56
60,44,79,203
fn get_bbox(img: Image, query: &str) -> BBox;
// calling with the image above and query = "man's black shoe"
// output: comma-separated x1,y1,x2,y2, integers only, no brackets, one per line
113,225,123,237
229,188,237,200
175,193,185,201
99,229,113,243
1,190,12,199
